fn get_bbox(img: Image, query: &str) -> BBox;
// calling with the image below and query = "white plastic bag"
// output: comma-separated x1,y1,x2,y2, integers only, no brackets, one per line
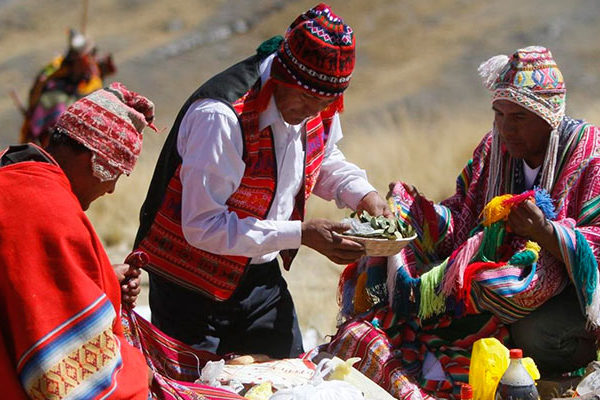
577,362,600,396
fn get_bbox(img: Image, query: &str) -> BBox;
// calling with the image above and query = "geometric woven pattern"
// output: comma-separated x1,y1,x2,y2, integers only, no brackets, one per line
25,329,120,400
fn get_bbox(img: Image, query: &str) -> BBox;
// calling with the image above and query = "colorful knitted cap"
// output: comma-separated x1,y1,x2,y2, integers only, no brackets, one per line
271,3,355,97
55,82,157,177
479,46,566,129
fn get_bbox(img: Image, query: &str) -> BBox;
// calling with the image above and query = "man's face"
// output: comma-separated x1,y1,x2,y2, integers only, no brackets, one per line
273,84,336,125
69,152,120,210
492,100,552,168
80,175,119,211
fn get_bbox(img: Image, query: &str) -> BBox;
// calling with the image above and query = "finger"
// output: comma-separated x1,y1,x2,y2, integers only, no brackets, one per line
330,249,365,263
125,266,142,277
402,182,418,197
330,223,351,233
522,199,539,213
330,252,365,264
337,238,365,251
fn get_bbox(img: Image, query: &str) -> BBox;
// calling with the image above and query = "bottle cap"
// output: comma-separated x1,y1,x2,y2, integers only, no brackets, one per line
460,383,473,399
509,348,523,358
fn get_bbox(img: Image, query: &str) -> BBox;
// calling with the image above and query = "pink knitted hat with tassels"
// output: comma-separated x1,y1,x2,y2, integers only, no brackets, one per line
55,82,157,176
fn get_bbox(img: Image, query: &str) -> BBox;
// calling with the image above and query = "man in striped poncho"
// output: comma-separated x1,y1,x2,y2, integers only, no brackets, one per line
328,46,600,399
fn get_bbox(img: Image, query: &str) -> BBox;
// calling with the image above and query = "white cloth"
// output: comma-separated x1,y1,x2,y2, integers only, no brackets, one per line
177,54,375,264
522,160,541,190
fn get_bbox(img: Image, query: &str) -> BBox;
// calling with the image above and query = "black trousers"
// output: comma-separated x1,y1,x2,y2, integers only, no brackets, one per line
509,285,597,376
148,259,304,359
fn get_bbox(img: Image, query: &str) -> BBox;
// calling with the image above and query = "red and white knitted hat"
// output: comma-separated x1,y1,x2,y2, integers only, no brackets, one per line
273,2,356,97
55,82,157,178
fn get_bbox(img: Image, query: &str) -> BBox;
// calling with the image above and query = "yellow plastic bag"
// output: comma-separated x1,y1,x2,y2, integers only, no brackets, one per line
468,338,540,400
469,338,509,400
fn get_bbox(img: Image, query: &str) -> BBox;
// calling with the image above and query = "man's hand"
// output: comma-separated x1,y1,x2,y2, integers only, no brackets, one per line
301,219,365,264
356,191,393,218
507,199,552,240
112,263,142,307
386,181,420,200
507,199,564,262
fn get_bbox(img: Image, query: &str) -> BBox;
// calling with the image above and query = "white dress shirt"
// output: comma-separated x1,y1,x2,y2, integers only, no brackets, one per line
177,54,375,264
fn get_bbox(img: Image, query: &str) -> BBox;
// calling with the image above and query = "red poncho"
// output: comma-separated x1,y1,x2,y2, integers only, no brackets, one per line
0,160,148,399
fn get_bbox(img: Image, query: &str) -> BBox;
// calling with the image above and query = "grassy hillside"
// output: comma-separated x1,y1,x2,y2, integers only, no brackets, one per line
2,0,600,341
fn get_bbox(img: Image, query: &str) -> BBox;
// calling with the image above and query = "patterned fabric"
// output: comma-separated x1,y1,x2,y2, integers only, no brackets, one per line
20,296,122,400
479,46,565,129
326,308,509,399
121,310,245,400
272,3,355,97
0,155,148,399
330,117,600,399
55,82,157,179
138,82,330,300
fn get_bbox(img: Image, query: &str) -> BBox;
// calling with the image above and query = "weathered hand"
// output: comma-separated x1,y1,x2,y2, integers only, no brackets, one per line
356,191,393,218
301,218,365,264
507,200,552,241
386,181,420,200
113,263,142,307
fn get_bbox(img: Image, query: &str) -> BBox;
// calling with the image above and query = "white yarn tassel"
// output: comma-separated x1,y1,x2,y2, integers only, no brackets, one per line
539,128,560,192
478,54,510,89
387,253,403,306
485,126,502,203
586,273,600,329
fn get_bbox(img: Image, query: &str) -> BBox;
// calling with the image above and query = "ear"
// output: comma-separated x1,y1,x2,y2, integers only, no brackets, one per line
59,150,93,187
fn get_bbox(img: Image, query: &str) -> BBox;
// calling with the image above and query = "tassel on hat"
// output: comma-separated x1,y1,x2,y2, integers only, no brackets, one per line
478,54,510,90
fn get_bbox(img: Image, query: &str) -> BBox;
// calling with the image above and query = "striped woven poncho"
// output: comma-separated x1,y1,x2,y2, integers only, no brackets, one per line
328,117,600,400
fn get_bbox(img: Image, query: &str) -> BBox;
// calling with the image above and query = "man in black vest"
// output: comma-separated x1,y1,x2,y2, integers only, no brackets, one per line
135,3,390,358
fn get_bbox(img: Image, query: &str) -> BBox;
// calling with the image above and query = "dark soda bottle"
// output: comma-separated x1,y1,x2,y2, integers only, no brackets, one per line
494,349,540,400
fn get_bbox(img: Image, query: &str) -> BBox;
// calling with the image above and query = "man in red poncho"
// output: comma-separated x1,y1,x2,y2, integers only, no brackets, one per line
0,82,157,399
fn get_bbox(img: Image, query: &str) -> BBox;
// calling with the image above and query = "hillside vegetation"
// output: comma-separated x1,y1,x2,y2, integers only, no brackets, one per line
1,0,600,340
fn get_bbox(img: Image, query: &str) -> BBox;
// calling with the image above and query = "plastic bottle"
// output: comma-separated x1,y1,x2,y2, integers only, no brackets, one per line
494,349,540,400
460,383,473,400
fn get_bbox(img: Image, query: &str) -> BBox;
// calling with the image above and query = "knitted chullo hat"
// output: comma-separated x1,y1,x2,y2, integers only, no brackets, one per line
257,3,355,113
273,3,355,96
478,46,566,201
55,82,157,180
479,46,566,129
